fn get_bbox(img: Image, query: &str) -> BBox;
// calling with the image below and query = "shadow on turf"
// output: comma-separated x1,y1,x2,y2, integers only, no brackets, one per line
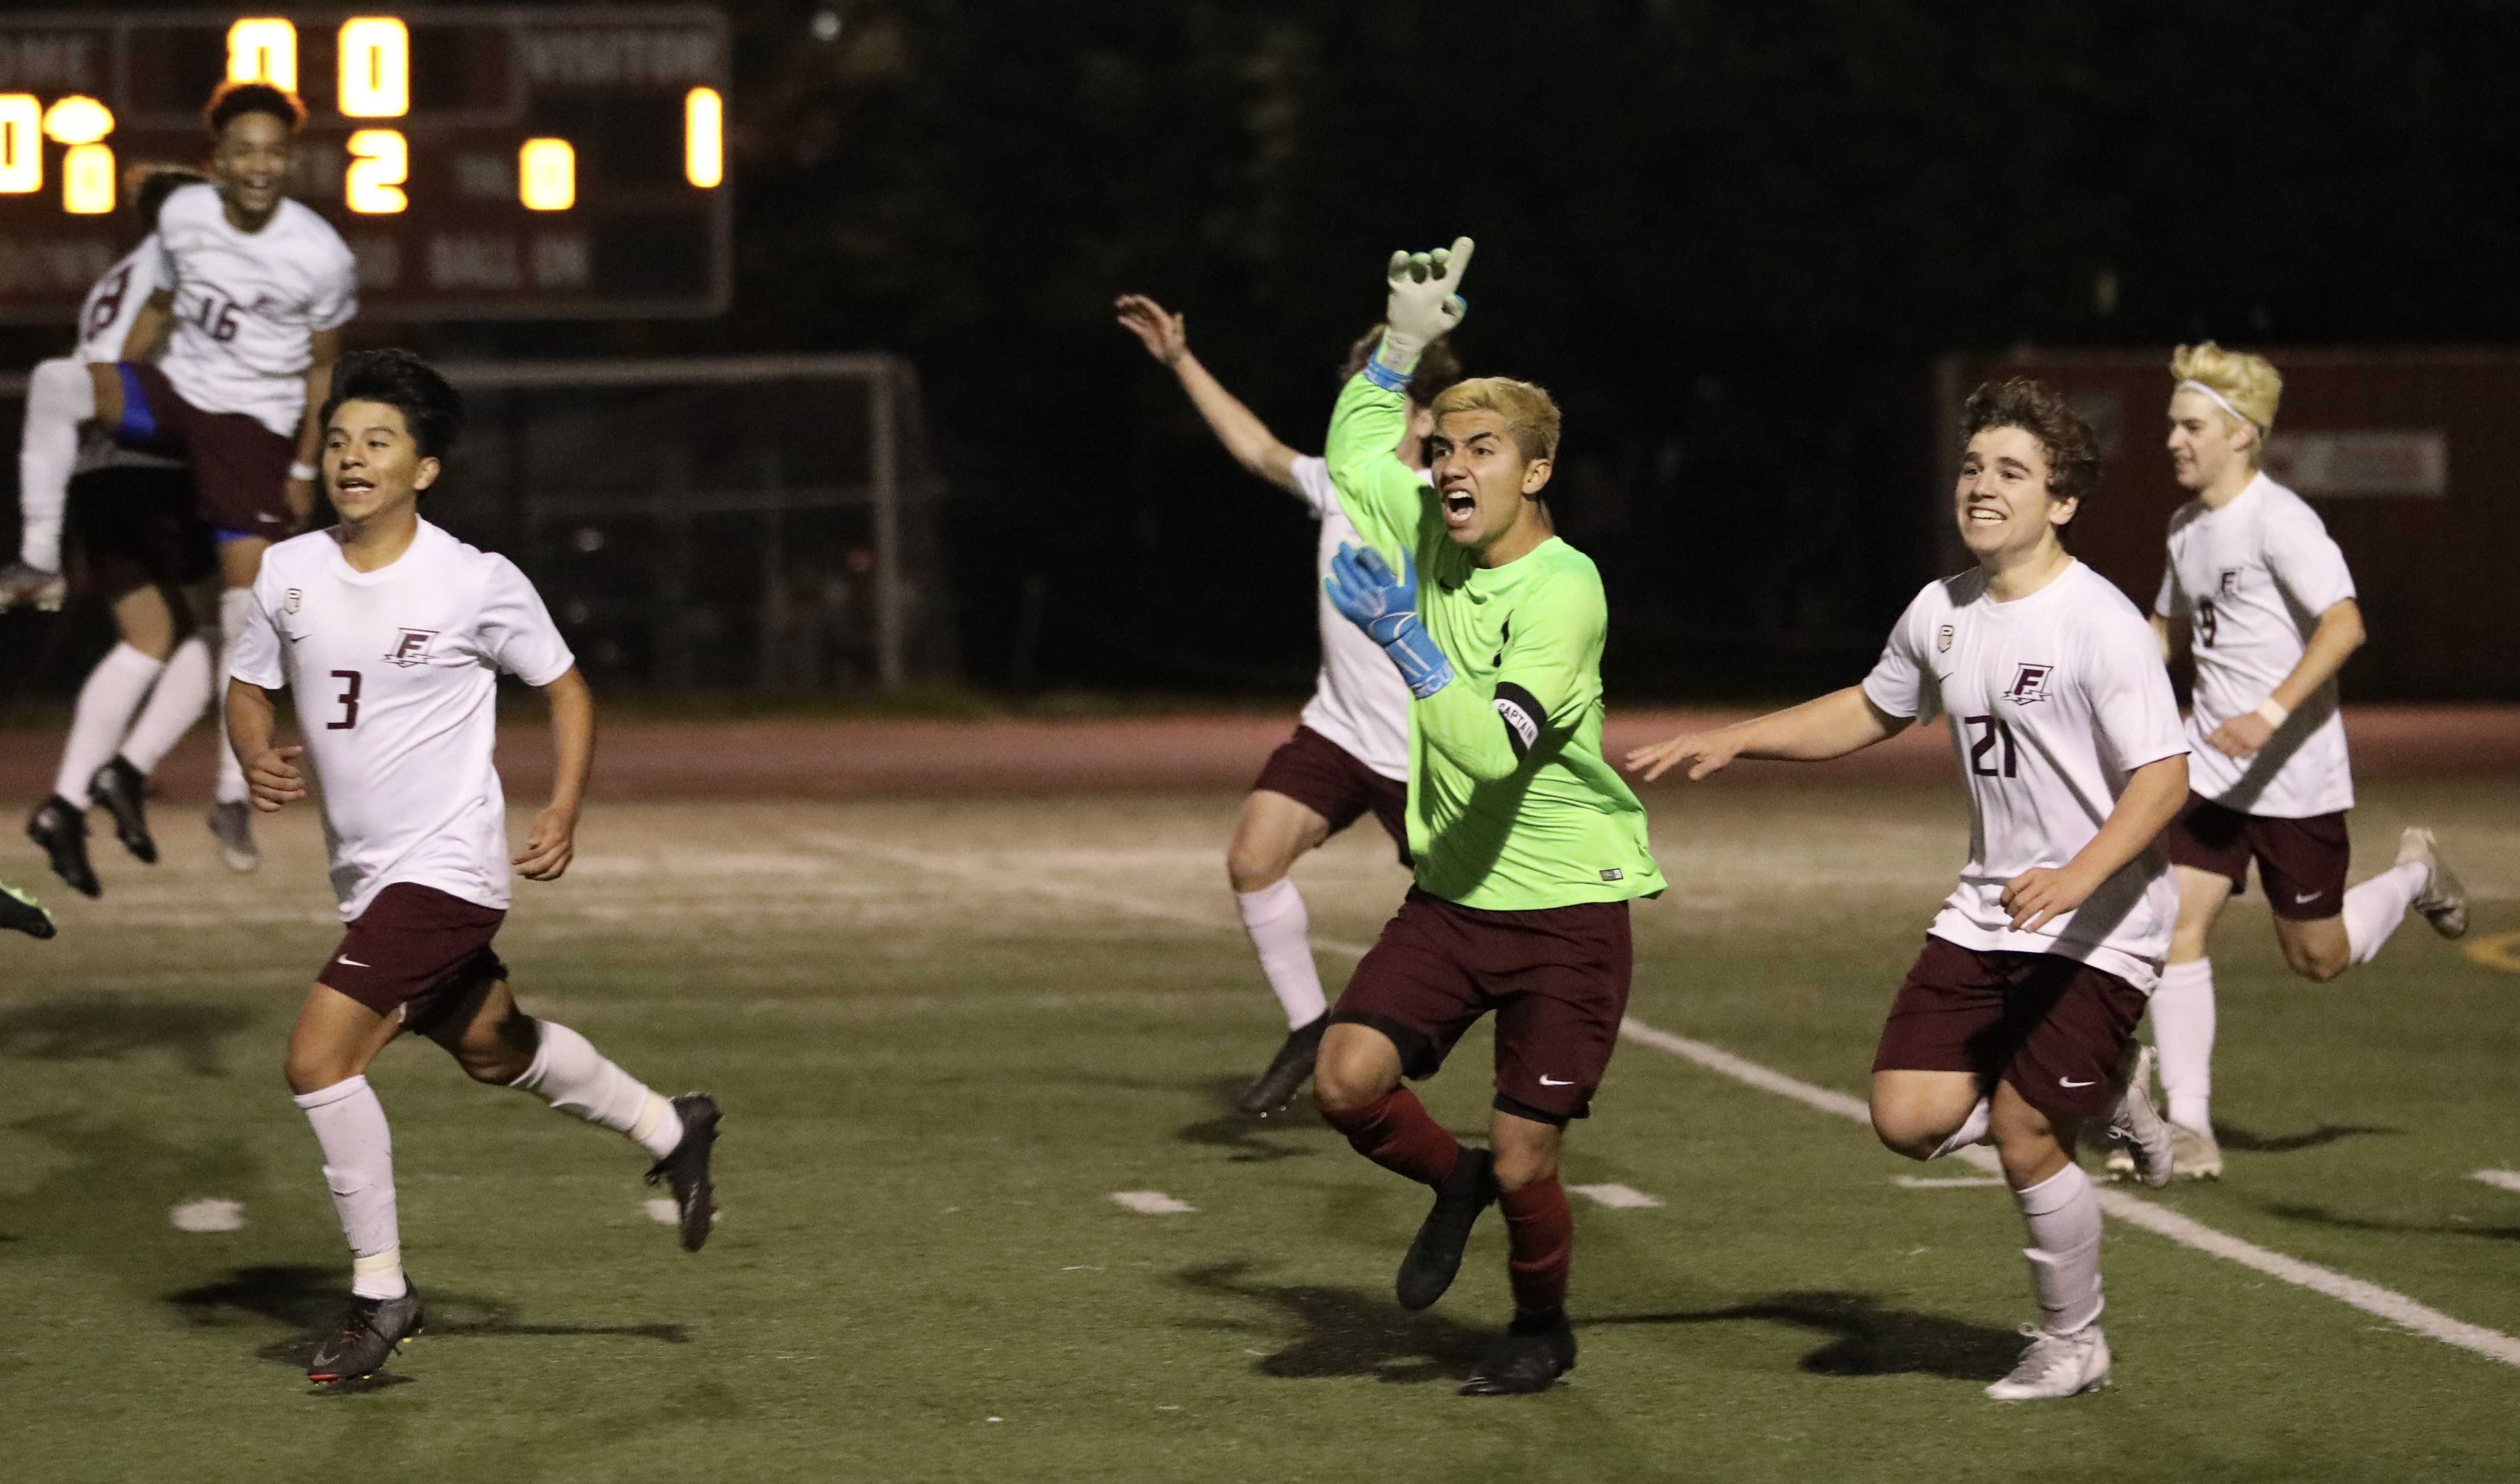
2261,1203,2520,1244
1178,1261,1490,1382
0,994,252,1075
169,1265,691,1371
1175,1075,1329,1163
1589,1292,2024,1382
2211,1121,2397,1154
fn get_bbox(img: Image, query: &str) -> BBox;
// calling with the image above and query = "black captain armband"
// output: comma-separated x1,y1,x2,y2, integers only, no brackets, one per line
1493,682,1543,759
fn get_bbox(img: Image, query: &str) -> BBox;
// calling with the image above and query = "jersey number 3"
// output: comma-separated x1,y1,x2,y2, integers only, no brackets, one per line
1964,714,2019,779
328,670,362,730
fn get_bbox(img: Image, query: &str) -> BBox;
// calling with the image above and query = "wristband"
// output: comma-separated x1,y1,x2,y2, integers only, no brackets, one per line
289,461,318,482
2253,698,2290,729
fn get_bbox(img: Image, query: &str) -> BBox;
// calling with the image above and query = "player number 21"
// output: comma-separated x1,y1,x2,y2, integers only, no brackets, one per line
1963,714,2019,779
328,669,362,730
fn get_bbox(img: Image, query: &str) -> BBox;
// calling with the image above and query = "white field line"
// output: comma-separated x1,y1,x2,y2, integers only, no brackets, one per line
1892,1176,2008,1189
169,1198,244,1232
800,839,2520,1371
2473,1171,2520,1195
1111,1190,1197,1215
1571,1183,1664,1210
1619,1015,2520,1369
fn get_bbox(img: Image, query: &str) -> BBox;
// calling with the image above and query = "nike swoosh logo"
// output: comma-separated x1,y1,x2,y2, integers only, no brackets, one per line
2060,1077,2095,1088
336,956,371,968
2294,892,2320,903
1538,1075,1572,1087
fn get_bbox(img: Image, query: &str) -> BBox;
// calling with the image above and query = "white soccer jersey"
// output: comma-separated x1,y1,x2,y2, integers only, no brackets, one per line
153,184,358,438
2153,473,2357,817
75,236,163,363
1864,560,2189,992
229,518,575,922
71,239,183,474
1290,454,1410,781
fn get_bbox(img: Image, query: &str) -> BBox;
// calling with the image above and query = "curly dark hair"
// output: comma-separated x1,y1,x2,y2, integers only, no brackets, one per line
128,164,206,231
1960,377,2101,509
321,349,466,464
1339,324,1464,409
204,80,306,138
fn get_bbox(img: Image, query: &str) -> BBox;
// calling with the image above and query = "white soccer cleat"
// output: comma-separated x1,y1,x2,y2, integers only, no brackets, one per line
2170,1121,2223,1180
0,562,66,613
2399,826,2468,939
2104,1045,2174,1187
1986,1323,2111,1401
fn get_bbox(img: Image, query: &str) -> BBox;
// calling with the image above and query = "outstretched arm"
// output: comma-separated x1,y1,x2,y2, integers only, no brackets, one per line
1626,687,1909,782
515,666,593,881
1114,294,1302,494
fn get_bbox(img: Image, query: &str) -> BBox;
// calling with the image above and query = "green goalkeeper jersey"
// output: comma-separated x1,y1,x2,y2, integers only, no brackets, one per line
1324,375,1665,911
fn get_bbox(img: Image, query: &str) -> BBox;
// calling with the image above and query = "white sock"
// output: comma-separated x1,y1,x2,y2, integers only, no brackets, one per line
121,633,213,775
16,357,92,571
53,642,163,802
2150,958,2216,1132
2344,861,2428,965
213,587,255,803
507,1019,684,1160
1236,878,1327,1030
2014,1162,2104,1334
1930,1096,1992,1158
293,1075,405,1300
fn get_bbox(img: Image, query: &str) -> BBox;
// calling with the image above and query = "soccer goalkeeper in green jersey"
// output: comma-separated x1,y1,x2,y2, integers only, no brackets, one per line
1310,238,1663,1396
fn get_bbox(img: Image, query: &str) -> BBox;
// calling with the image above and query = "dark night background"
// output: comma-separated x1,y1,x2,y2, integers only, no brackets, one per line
13,1,2520,699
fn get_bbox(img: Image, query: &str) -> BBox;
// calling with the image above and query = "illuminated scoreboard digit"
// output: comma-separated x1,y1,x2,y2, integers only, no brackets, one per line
0,8,730,322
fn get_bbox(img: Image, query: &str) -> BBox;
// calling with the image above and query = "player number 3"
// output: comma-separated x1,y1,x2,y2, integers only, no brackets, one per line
328,669,362,730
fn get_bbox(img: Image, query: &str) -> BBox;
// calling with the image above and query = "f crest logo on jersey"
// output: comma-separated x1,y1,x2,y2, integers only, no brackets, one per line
384,628,439,668
2218,567,2243,597
1936,623,1953,653
284,588,302,615
2005,662,2056,705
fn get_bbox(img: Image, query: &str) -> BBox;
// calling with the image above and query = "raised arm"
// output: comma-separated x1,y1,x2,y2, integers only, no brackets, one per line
289,327,342,528
1114,294,1302,493
1626,686,1910,782
514,666,593,881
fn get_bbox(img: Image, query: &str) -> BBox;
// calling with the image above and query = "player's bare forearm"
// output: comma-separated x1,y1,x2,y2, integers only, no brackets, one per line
1170,350,1304,494
2002,753,2189,931
2270,599,2364,712
226,678,275,767
1629,686,1906,782
228,679,306,813
120,294,172,362
541,666,594,819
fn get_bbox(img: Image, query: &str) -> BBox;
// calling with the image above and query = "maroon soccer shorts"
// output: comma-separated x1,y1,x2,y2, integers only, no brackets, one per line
67,465,212,600
1329,887,1633,1124
318,883,509,1035
2162,790,2351,920
114,361,296,541
1872,935,2148,1122
1252,724,1411,864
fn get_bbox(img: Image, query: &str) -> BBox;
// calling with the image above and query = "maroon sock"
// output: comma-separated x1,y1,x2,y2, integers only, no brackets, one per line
1316,1087,1463,1187
1499,1175,1573,1321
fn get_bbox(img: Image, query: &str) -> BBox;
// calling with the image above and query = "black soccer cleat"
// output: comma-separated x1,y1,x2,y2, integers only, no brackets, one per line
25,796,99,898
1396,1146,1496,1311
88,756,157,864
645,1092,721,1252
1237,1013,1328,1117
1,881,56,939
306,1284,426,1384
1460,1310,1578,1396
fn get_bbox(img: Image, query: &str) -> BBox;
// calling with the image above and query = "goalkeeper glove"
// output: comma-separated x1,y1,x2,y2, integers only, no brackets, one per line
1365,237,1474,393
1325,543,1453,699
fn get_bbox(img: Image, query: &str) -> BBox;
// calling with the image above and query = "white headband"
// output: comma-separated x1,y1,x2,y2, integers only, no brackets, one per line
2178,379,2264,434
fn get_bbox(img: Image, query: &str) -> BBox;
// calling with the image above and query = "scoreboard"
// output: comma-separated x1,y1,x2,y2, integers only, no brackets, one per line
0,7,730,322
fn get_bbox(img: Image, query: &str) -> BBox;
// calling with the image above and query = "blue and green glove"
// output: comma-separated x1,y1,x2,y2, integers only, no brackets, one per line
1325,543,1453,699
1362,236,1473,393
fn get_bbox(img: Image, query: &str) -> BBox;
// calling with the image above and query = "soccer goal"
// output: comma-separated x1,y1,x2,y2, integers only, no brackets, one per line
0,353,956,694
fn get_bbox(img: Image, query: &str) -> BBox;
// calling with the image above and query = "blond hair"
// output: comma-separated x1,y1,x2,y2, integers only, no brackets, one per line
1430,376,1561,462
2169,341,2282,443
